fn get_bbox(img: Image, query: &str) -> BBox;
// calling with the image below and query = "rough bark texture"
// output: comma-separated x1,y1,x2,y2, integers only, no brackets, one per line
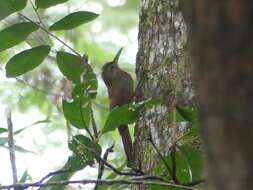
181,1,253,190
133,0,192,188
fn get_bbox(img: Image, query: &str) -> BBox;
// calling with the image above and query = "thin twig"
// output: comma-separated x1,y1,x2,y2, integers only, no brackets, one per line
18,13,82,57
7,112,18,185
91,104,99,140
38,169,71,183
171,107,179,183
73,138,143,177
15,77,62,97
0,178,196,190
148,133,173,179
29,0,46,28
130,175,170,182
171,145,178,183
94,144,114,190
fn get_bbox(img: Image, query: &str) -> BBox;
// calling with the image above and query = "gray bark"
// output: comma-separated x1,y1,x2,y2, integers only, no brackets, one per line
133,0,192,188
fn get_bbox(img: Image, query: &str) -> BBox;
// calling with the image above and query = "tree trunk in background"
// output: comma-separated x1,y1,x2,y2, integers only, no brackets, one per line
134,0,192,188
181,1,253,190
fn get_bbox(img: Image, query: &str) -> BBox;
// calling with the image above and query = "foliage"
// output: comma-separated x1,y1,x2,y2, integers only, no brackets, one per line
35,0,69,9
6,45,50,77
150,107,203,190
0,22,39,52
0,0,27,20
49,11,99,31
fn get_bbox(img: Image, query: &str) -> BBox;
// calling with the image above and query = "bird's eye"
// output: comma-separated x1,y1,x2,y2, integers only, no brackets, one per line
109,64,114,70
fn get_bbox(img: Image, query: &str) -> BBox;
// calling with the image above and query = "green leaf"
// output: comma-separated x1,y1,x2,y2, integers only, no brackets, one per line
72,72,98,99
0,128,8,134
69,135,102,166
38,154,85,190
0,137,8,147
102,99,159,135
5,45,50,77
62,96,90,129
14,145,35,154
0,0,27,21
19,170,29,183
102,103,139,134
177,145,203,181
176,106,197,123
14,119,51,135
154,145,203,185
49,11,99,31
0,22,39,52
56,51,84,84
35,0,69,9
2,144,35,154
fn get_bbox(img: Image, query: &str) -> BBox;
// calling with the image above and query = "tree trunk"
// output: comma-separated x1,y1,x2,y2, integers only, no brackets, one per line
181,1,253,190
133,0,192,188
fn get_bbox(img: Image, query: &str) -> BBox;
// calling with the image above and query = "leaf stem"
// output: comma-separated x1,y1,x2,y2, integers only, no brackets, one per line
18,13,82,57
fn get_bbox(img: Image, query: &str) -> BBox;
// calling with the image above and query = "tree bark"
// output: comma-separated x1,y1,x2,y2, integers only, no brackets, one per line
181,1,253,190
134,0,192,188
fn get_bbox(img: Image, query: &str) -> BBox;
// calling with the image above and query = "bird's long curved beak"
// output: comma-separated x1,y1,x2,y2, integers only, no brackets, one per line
113,48,123,65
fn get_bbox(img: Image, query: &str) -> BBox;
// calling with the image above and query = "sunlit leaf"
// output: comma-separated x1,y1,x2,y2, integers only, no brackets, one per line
0,22,39,52
62,96,90,129
35,0,69,9
69,135,102,166
49,11,99,31
5,45,50,77
0,0,27,21
56,51,84,84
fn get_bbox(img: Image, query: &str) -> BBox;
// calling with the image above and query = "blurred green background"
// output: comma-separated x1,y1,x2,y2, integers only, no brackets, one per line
0,0,138,188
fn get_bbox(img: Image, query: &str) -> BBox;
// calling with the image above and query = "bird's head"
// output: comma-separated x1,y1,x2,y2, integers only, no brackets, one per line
102,48,123,86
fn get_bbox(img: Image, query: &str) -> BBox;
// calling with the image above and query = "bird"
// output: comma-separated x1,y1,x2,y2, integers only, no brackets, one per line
102,48,134,167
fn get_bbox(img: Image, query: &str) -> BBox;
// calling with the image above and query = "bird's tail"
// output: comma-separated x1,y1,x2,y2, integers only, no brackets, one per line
118,125,133,167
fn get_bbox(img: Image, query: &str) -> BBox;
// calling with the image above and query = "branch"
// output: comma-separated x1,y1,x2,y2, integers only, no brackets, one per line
15,77,62,97
38,169,71,183
7,112,18,185
171,145,178,183
148,134,173,179
0,179,197,190
94,144,114,190
73,138,143,176
18,13,82,57
90,104,99,140
29,0,46,28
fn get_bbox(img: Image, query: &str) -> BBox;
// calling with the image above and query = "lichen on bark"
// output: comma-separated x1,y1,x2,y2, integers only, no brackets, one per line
133,0,193,187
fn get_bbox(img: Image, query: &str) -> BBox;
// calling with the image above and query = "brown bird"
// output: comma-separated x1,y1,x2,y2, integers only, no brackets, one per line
102,48,134,167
